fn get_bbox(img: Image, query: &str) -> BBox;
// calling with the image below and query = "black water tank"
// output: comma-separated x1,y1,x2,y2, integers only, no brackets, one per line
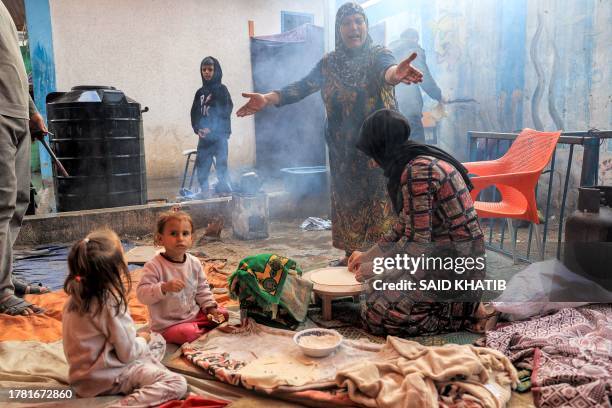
46,86,147,212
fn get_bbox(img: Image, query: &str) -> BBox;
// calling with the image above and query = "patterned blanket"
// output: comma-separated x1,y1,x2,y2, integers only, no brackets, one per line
182,319,370,407
482,304,611,408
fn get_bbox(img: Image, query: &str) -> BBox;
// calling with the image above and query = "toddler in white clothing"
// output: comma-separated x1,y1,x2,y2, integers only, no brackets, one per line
137,210,228,344
62,229,187,406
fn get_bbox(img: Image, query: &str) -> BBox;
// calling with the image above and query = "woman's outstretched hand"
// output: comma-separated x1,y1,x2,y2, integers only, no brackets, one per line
393,53,423,85
236,92,267,117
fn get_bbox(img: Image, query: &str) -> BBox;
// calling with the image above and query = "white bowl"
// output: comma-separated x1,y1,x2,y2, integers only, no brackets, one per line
293,328,343,358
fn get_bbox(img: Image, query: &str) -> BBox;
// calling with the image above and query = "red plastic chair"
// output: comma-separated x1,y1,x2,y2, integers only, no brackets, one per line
463,128,561,263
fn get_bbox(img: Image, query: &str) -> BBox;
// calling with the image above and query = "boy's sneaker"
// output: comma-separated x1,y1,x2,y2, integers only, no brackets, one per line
179,188,194,197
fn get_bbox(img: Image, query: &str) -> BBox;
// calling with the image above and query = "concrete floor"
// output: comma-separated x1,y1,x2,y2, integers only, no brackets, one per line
139,219,346,273
23,170,526,296
27,172,548,277
481,220,564,262
16,218,525,294
191,220,524,281
30,171,565,265
147,175,287,203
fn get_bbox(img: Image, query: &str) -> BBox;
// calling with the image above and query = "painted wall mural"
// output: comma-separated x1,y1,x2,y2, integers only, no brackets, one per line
360,0,611,210
430,11,465,72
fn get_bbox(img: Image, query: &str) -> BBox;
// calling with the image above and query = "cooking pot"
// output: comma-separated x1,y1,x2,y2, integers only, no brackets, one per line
239,172,263,195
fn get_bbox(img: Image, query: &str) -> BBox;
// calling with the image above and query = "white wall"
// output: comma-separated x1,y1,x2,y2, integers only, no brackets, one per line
49,0,325,181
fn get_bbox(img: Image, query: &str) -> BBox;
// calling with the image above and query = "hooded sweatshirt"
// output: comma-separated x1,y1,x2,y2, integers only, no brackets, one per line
190,56,233,137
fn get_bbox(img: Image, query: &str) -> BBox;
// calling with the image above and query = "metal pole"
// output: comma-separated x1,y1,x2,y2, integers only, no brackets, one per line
541,149,557,259
580,137,599,186
557,145,574,259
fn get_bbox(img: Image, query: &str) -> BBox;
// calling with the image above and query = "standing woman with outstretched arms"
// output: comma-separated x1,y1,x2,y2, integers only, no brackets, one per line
237,2,423,266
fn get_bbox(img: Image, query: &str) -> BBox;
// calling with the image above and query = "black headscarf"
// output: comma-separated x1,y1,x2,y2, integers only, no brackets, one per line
199,56,223,99
328,2,379,87
357,109,474,214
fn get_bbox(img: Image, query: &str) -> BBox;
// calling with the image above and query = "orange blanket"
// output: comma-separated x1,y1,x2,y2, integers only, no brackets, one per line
205,270,237,309
0,268,236,343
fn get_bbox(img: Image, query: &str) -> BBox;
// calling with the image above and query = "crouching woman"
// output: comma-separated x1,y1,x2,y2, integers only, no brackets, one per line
348,109,493,337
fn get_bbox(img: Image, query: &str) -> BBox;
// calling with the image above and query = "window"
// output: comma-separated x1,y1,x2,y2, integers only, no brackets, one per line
281,11,314,32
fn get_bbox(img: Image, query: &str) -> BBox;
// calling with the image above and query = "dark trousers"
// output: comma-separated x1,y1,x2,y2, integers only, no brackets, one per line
406,115,425,143
196,136,231,193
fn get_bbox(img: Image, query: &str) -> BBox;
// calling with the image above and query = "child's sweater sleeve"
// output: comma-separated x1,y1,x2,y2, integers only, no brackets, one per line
105,306,147,364
193,259,217,310
136,260,166,305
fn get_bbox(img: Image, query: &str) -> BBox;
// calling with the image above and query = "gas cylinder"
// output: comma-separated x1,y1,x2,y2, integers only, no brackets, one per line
563,186,612,291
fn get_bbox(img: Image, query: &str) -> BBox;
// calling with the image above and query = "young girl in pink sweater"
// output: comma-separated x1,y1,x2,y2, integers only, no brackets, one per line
137,211,228,344
62,229,187,406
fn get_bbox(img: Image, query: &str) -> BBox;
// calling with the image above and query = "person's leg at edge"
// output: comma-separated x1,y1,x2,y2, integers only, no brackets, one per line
0,115,20,300
0,115,40,315
10,118,30,248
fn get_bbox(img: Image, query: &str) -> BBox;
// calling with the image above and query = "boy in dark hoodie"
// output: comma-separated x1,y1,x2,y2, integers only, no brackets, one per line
190,56,233,196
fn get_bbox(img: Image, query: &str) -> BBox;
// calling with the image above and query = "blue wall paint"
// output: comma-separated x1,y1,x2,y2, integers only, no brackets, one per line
580,0,595,128
419,0,436,79
548,0,568,134
497,0,526,132
281,11,314,33
547,0,595,133
24,0,56,183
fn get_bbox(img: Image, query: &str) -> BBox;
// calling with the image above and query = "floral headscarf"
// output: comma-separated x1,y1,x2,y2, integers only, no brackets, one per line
328,2,379,87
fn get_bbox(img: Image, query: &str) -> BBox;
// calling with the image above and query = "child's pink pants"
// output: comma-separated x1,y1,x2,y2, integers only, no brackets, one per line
161,308,229,344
